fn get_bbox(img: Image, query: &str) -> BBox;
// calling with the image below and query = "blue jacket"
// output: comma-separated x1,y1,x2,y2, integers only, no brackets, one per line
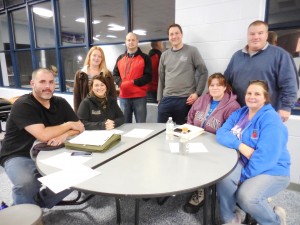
216,104,290,183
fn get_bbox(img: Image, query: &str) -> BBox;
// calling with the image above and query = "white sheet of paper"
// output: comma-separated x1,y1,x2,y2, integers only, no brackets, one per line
169,143,179,153
39,152,91,170
68,130,116,146
112,129,124,134
186,143,208,153
123,129,153,138
38,164,101,194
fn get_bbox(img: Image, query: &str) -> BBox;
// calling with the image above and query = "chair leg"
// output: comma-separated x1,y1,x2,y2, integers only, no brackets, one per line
115,197,121,225
56,192,94,206
243,213,258,225
156,196,170,205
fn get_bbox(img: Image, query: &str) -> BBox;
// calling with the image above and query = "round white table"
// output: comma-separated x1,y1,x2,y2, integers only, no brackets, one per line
36,124,238,225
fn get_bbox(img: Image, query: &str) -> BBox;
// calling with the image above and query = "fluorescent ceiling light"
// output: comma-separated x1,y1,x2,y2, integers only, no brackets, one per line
92,20,101,24
133,29,147,36
106,35,117,38
33,7,53,18
75,18,101,24
93,37,100,41
108,24,125,31
75,18,85,23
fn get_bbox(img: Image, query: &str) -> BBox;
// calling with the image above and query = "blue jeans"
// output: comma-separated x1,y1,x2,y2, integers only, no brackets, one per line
120,97,147,123
4,156,71,208
157,96,190,125
217,161,290,224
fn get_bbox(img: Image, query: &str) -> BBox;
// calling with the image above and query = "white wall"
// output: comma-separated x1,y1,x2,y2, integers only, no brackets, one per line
175,0,300,186
176,0,266,75
285,116,300,184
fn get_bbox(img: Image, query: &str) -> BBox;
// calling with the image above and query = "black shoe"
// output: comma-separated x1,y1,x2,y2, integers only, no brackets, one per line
34,189,46,208
183,189,204,214
156,196,170,205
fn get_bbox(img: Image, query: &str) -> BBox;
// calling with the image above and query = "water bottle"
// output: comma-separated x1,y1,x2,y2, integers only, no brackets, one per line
0,201,8,210
166,117,174,135
179,127,189,154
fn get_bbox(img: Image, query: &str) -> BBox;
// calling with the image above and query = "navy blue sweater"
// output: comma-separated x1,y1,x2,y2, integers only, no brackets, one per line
225,44,298,111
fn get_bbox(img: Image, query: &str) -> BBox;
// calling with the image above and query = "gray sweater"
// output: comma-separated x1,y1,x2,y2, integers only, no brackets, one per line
157,44,208,101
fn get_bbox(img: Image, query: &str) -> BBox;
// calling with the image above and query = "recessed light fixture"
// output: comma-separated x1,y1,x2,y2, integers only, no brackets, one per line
92,20,101,24
33,7,53,18
75,18,101,24
133,29,147,36
75,18,85,23
106,35,117,38
108,24,125,31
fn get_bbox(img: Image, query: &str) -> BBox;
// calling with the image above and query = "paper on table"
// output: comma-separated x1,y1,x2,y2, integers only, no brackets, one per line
123,129,153,138
169,143,179,153
186,143,208,153
112,129,124,134
39,152,91,170
38,164,101,194
173,124,205,140
68,130,115,146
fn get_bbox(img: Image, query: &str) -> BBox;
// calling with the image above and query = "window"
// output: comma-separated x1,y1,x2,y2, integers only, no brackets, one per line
267,0,300,28
4,0,24,8
59,0,85,46
0,13,9,51
33,1,55,48
132,0,174,41
91,0,126,44
60,47,87,92
0,51,13,87
267,0,300,114
12,8,31,49
16,50,33,87
0,0,175,92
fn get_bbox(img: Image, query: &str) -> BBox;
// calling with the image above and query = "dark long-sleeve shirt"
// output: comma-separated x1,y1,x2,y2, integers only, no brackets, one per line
77,95,124,130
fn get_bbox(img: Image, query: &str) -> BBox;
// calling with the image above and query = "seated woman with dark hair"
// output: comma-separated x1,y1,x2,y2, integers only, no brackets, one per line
216,80,290,225
77,74,124,130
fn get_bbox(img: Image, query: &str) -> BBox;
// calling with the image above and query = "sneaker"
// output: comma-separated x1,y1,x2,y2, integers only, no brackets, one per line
274,206,287,225
229,208,242,224
183,189,204,214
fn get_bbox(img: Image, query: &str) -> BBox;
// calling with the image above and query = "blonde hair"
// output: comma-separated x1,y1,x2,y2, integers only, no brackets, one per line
84,46,110,75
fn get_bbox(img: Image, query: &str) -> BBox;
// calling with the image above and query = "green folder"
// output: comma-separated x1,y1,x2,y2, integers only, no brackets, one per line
64,134,121,152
